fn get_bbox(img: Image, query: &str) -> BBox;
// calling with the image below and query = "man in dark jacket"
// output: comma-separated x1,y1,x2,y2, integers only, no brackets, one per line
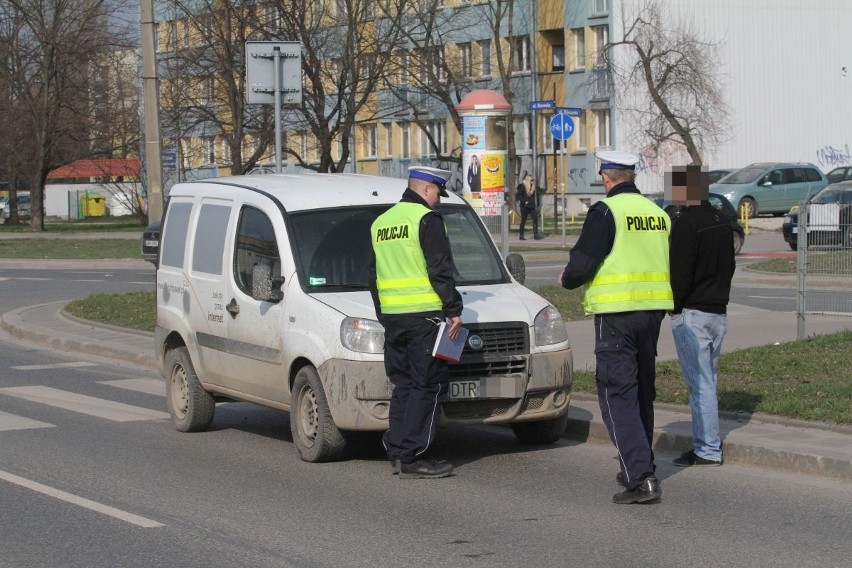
368,166,463,479
667,165,736,467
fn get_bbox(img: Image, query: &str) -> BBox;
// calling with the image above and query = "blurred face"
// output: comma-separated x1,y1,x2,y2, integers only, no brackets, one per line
666,165,709,205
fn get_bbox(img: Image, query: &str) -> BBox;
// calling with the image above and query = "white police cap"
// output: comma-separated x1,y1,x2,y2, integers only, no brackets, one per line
408,166,452,196
596,150,641,171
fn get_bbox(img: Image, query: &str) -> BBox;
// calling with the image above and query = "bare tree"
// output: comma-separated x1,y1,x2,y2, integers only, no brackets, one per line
159,0,276,176
0,0,134,230
273,0,404,172
600,0,729,167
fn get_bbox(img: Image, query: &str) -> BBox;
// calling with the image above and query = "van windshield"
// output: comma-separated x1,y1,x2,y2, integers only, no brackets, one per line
717,167,765,184
288,204,509,291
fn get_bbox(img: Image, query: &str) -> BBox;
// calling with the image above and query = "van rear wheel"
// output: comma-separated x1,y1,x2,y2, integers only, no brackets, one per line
166,346,215,432
511,413,569,445
290,366,347,462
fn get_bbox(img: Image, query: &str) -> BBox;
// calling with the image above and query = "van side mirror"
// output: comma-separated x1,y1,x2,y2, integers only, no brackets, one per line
505,253,526,285
251,264,284,302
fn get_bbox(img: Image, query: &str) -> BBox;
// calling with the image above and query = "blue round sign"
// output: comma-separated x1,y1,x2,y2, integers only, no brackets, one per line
550,114,574,141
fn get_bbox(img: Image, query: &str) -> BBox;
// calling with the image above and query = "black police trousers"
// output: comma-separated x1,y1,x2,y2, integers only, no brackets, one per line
593,310,665,490
381,315,450,464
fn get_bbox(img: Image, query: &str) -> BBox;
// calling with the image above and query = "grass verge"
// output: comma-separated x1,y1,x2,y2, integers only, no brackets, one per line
65,291,156,332
0,239,141,259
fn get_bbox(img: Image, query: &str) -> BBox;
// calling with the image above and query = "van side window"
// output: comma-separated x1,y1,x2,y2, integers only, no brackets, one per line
234,206,281,299
803,168,823,182
161,202,193,268
192,203,231,274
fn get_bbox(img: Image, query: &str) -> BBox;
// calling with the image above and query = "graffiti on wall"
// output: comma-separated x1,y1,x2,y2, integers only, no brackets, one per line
816,144,851,168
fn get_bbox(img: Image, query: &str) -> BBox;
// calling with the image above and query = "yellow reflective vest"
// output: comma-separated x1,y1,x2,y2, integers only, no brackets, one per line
371,202,443,314
583,193,674,315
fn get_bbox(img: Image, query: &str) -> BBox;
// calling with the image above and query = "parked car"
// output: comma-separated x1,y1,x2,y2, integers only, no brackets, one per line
0,194,31,223
707,169,734,185
649,192,745,255
141,220,161,266
710,162,827,218
782,181,852,250
826,166,852,185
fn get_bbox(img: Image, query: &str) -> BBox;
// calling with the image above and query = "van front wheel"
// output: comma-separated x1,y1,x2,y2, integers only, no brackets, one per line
166,346,215,432
511,413,569,445
290,366,347,462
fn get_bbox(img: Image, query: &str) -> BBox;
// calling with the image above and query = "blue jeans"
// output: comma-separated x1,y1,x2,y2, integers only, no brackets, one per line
671,309,727,461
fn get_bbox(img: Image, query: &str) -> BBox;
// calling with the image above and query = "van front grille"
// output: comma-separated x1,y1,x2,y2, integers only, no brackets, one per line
442,398,521,420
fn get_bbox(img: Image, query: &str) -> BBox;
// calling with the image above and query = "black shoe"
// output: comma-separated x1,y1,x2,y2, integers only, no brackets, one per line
616,471,625,487
672,450,723,467
399,458,454,479
390,458,401,475
612,476,661,504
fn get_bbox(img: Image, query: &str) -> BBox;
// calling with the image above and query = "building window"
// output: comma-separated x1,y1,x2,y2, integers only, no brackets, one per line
513,116,531,152
399,51,410,85
552,44,565,72
459,42,472,79
572,29,586,71
202,136,215,164
572,112,588,152
593,109,610,148
384,123,393,157
180,138,191,169
542,114,554,153
420,121,446,157
362,124,377,158
299,131,308,161
478,39,492,76
220,139,231,165
593,0,610,15
593,25,608,68
401,122,410,158
511,35,530,73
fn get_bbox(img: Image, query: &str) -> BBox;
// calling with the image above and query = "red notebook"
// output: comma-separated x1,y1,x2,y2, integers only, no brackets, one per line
432,321,469,363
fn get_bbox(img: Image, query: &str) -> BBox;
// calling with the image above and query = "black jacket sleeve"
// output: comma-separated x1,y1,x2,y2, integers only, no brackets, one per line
559,201,615,289
420,212,464,318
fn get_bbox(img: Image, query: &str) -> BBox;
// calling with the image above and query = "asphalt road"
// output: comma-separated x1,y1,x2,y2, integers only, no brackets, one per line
0,267,851,567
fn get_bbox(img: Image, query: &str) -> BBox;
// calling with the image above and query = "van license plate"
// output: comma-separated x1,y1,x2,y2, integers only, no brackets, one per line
448,380,480,399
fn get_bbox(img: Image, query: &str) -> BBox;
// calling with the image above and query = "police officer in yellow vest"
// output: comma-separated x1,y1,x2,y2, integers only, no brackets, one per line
368,166,463,479
558,150,673,504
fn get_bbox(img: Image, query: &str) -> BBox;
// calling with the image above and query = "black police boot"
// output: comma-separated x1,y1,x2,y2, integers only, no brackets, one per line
399,458,454,479
612,476,661,504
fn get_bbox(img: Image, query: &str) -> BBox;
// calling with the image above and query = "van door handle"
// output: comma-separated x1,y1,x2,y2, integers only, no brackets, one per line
226,298,240,317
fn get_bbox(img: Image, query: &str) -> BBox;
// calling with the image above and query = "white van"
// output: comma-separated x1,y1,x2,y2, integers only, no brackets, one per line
155,172,573,462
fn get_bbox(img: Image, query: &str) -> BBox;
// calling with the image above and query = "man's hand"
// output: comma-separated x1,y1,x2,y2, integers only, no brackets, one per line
446,316,462,339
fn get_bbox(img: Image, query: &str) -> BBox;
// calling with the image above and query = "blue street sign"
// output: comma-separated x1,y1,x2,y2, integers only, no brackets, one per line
161,151,177,169
550,114,574,141
529,100,556,111
556,107,583,117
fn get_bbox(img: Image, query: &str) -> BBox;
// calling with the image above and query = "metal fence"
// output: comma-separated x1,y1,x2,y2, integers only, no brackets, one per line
796,201,852,338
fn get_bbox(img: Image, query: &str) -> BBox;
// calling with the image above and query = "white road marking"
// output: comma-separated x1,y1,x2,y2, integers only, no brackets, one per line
0,470,164,528
0,410,54,432
12,361,99,371
99,378,165,397
0,386,169,421
746,295,792,300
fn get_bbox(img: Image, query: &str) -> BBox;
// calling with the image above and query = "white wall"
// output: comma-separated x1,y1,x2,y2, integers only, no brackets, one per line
616,0,852,193
45,183,141,219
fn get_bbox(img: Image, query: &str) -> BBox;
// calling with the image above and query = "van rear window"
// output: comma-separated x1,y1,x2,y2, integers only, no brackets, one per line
161,202,192,268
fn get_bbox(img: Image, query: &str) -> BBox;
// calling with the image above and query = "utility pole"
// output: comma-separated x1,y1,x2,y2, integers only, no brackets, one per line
141,0,164,222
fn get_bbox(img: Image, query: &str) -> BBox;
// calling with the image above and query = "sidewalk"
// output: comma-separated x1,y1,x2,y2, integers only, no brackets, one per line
2,298,851,482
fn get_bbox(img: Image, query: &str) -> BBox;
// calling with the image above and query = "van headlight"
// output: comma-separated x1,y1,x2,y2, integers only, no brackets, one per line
340,317,384,353
534,305,569,346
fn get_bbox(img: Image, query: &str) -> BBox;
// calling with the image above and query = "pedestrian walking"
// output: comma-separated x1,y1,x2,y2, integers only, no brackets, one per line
557,150,673,504
667,165,735,467
368,166,464,479
516,174,543,240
